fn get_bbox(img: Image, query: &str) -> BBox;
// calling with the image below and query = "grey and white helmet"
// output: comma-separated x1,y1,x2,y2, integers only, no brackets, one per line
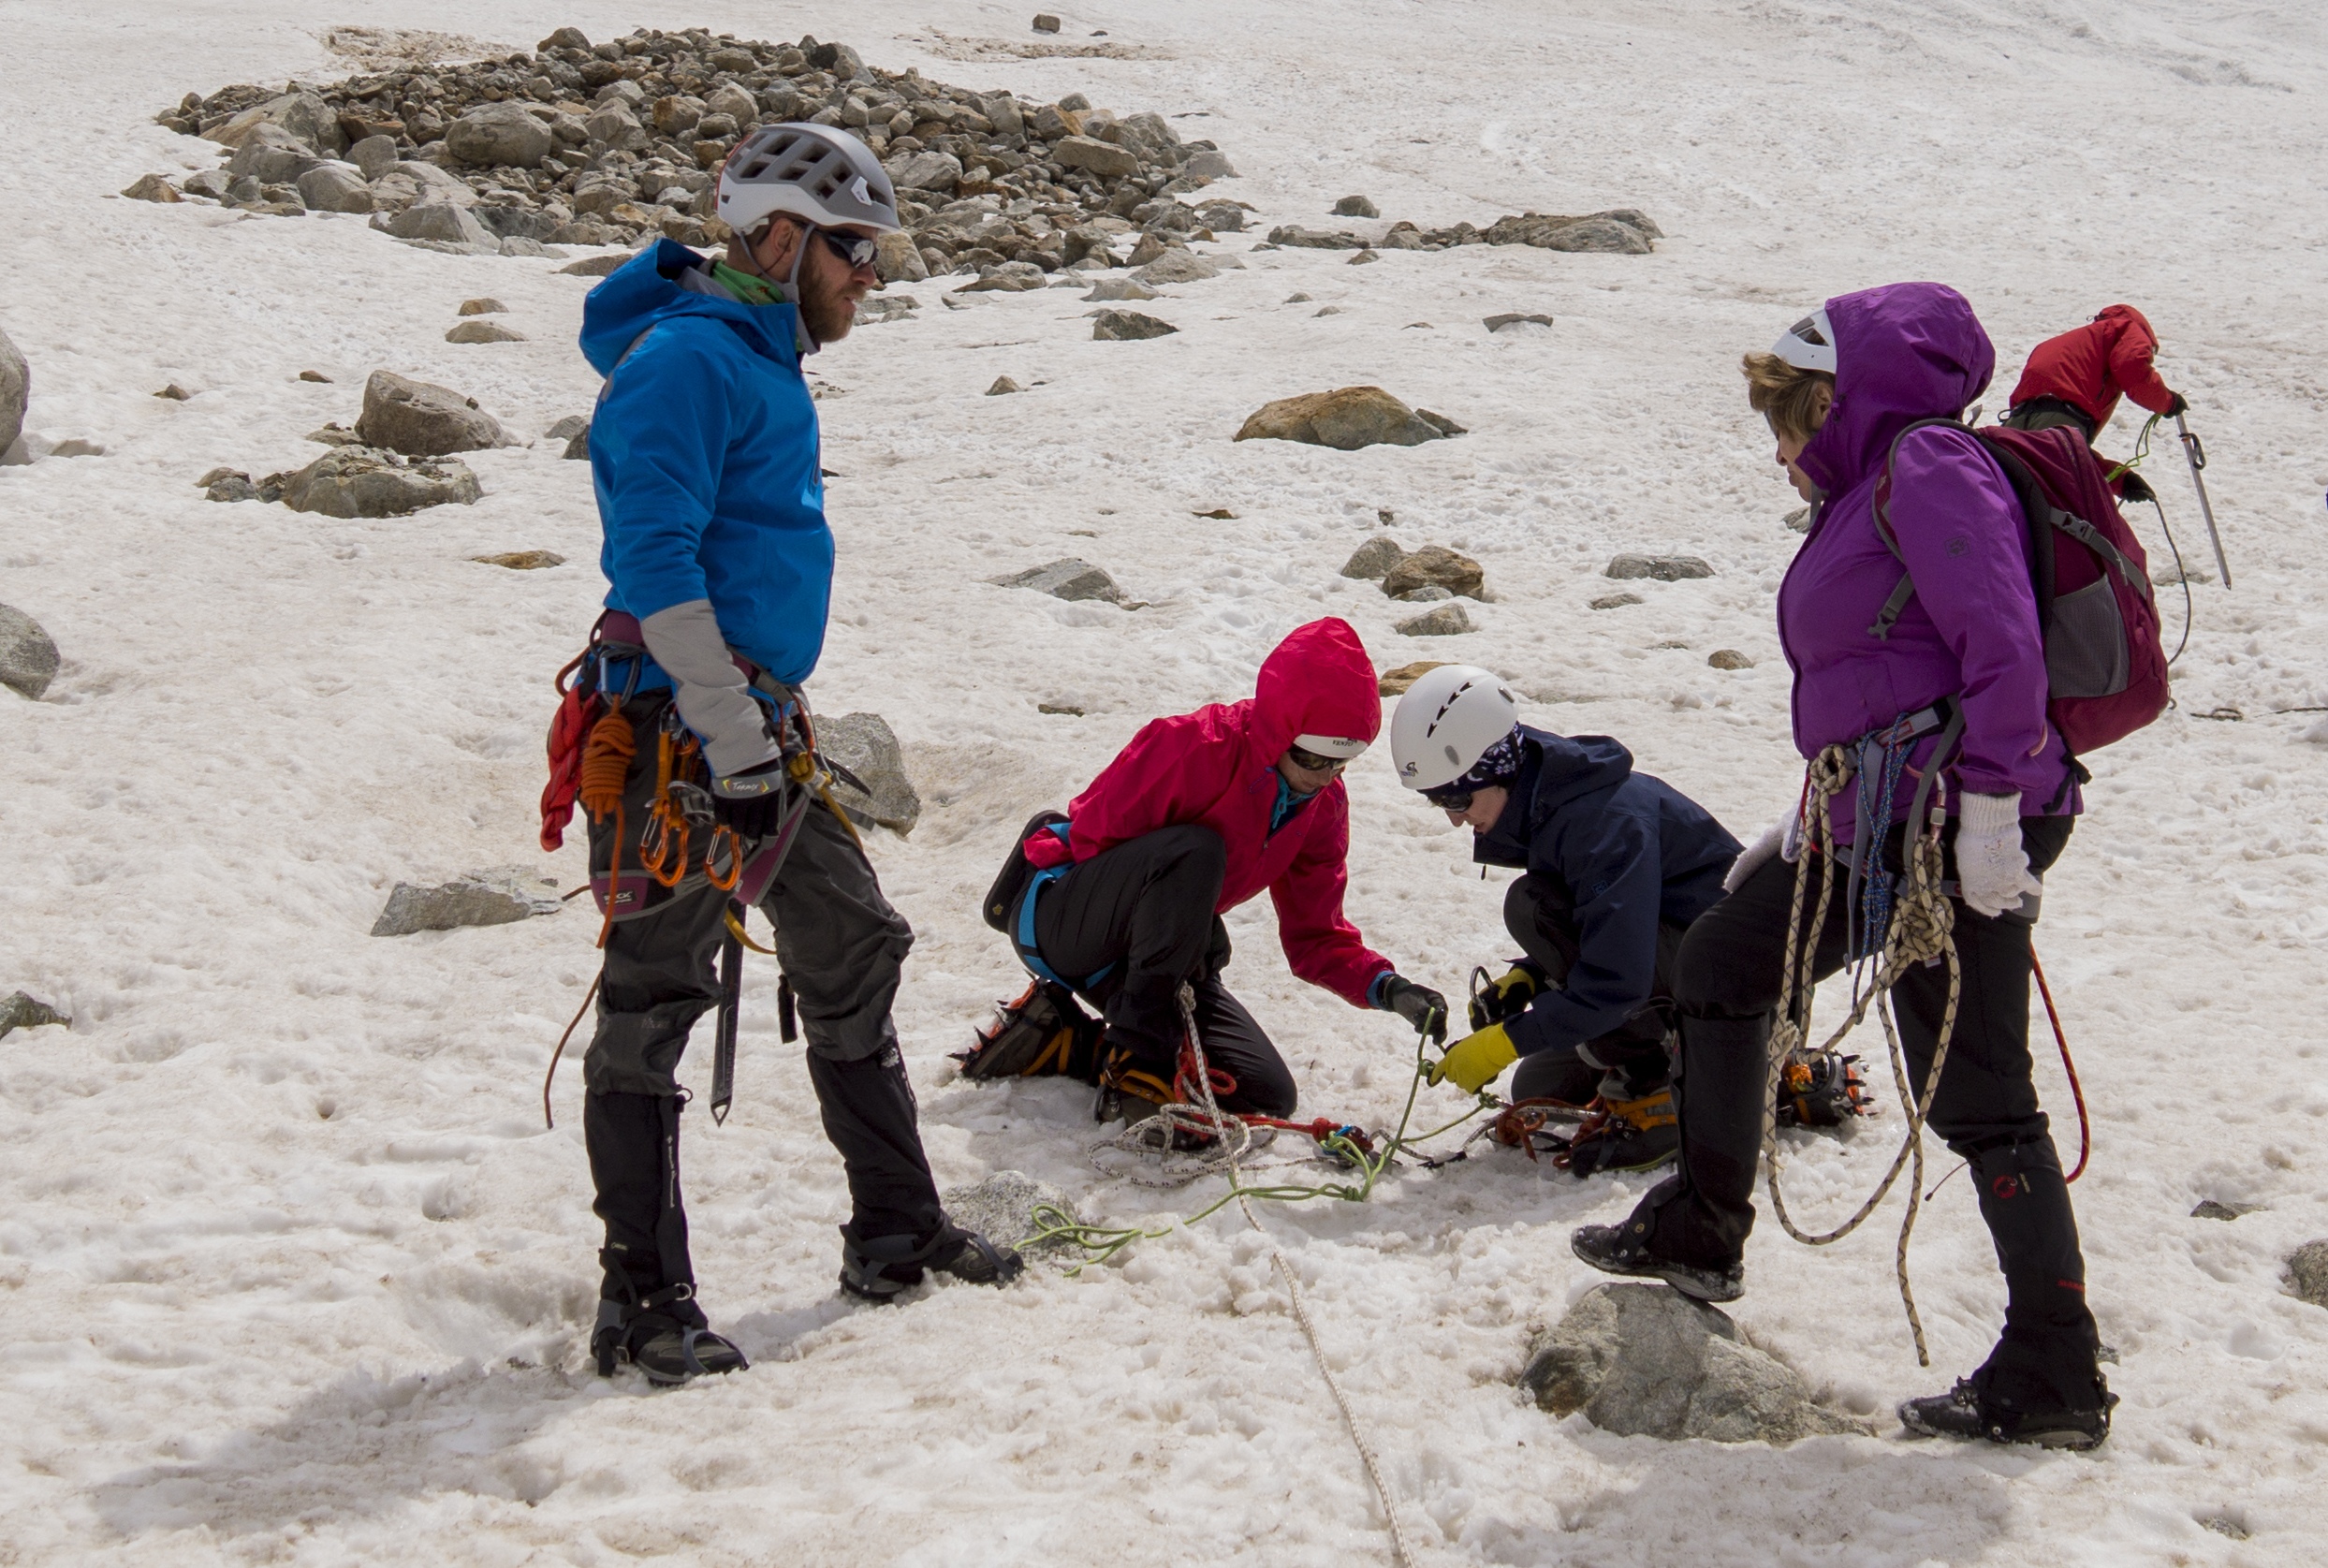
717,123,902,238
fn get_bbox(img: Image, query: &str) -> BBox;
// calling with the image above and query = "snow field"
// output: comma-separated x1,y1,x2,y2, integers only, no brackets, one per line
4,0,2328,1562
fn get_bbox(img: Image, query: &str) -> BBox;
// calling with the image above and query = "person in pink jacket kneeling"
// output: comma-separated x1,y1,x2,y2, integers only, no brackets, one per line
974,620,1448,1123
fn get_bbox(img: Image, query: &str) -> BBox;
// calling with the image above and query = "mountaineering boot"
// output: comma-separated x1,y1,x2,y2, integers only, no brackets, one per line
1571,1175,1744,1302
1899,1375,2117,1450
593,1281,751,1386
1774,1048,1872,1129
1962,1134,2106,1411
1560,1087,1680,1178
958,979,1101,1080
839,1219,1026,1302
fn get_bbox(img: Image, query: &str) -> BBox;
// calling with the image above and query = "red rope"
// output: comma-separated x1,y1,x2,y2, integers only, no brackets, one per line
2030,950,2090,1182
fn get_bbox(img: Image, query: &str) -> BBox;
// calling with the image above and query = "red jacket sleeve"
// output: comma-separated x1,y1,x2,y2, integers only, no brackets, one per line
1060,714,1229,862
1268,790,1393,1007
2106,314,2174,415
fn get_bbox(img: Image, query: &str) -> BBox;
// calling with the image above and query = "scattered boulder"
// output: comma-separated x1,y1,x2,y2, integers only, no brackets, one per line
447,103,554,169
1236,387,1454,451
1267,225,1369,251
446,320,526,344
545,415,588,441
1124,231,1179,268
1395,585,1454,604
373,201,494,247
1486,313,1556,332
1333,195,1379,218
371,868,562,937
1032,14,1063,34
887,150,965,194
296,164,373,213
356,370,507,456
298,369,333,383
2192,1199,2261,1222
1348,248,1380,266
1377,660,1448,696
1134,250,1219,286
0,605,61,700
940,1169,1076,1258
1340,536,1407,580
1383,545,1485,600
857,295,919,325
0,991,68,1040
49,439,104,459
557,255,631,278
459,298,507,315
181,170,231,199
474,550,564,569
1521,1284,1868,1443
1397,603,1473,637
279,447,482,518
2288,1241,2328,1308
1182,150,1237,180
305,423,361,446
1591,592,1644,610
1085,278,1161,302
1707,650,1755,670
1055,136,1141,180
155,384,192,402
991,558,1128,605
988,376,1024,395
817,712,922,834
121,173,183,203
1092,310,1177,342
873,232,928,286
349,134,400,181
0,328,26,457
563,424,591,460
958,261,1046,293
1606,553,1715,581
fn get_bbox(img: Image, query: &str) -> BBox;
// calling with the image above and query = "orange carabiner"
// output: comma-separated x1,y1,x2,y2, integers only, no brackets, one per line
704,824,743,890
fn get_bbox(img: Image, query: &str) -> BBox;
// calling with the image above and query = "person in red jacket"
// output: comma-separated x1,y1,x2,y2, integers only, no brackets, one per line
2004,304,2188,493
992,619,1447,1122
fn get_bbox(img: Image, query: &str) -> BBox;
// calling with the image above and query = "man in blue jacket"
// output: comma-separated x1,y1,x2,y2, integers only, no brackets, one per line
1388,666,1740,1173
570,125,1018,1385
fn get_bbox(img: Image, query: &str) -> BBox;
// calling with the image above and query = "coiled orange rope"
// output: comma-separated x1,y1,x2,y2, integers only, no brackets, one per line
578,706,636,949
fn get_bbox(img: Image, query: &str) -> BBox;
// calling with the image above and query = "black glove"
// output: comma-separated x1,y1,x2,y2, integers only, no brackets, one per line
2116,469,2156,506
2165,392,2189,418
1380,975,1448,1046
713,758,790,839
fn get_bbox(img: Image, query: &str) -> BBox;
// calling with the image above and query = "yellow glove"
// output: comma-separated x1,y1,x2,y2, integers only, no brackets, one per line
1469,962,1544,1032
1430,1023,1517,1094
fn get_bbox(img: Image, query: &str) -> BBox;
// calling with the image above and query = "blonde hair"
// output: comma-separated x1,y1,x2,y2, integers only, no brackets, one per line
1740,352,1835,446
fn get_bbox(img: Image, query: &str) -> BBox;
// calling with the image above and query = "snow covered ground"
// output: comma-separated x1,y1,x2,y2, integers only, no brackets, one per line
5,0,2327,1561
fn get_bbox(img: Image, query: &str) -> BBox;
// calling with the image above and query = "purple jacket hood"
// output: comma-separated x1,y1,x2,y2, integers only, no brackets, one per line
1777,283,2077,839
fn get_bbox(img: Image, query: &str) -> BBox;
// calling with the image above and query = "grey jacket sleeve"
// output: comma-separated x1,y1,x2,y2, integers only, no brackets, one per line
639,599,781,779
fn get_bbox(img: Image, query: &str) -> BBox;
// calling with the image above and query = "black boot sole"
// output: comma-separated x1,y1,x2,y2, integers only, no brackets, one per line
1570,1225,1744,1303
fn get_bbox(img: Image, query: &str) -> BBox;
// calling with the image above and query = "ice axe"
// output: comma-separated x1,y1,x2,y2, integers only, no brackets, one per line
2174,412,2233,589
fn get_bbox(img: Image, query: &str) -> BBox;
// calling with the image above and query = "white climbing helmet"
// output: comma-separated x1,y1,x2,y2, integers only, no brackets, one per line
1770,305,1838,374
1388,665,1520,793
717,123,902,239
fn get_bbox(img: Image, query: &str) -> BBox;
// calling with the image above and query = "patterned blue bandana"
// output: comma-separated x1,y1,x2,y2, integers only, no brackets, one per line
1422,726,1525,804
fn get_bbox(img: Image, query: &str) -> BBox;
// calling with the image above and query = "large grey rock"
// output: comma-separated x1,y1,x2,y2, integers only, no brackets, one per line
121,173,183,203
227,124,322,184
1340,536,1407,580
583,102,646,151
211,92,344,156
1182,150,1237,181
445,320,525,344
0,328,24,457
2289,1241,2328,1308
1134,249,1219,286
887,151,964,193
447,103,554,169
1266,225,1369,250
1092,310,1177,342
1384,545,1485,599
1084,277,1161,302
1397,602,1473,637
940,1170,1078,1259
817,712,922,834
1055,135,1140,179
1235,387,1450,450
348,134,400,180
991,558,1128,605
874,230,929,284
296,164,373,213
1520,1283,1869,1443
1606,552,1715,581
0,991,68,1040
279,447,481,519
373,201,493,247
0,604,60,699
371,867,561,937
356,370,507,456
1333,195,1380,218
958,261,1047,293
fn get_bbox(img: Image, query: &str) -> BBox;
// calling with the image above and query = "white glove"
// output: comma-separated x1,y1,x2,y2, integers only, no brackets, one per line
1954,792,2042,917
1722,808,1804,894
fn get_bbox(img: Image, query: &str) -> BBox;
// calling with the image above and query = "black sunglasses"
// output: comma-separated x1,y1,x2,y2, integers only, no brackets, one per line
1284,745,1349,773
1423,786,1474,812
814,227,880,270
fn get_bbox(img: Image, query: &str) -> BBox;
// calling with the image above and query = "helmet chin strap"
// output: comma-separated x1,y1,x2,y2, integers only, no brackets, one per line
737,219,823,354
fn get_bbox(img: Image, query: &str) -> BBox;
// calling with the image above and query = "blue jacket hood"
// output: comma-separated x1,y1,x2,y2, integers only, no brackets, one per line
580,240,801,376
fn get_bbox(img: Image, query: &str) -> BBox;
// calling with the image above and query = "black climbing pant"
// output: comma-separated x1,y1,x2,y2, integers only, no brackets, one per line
1021,823,1297,1117
581,694,942,1313
1501,873,1688,1105
1631,813,2101,1410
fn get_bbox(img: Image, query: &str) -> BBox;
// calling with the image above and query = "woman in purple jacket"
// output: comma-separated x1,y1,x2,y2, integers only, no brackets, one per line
1574,282,2115,1450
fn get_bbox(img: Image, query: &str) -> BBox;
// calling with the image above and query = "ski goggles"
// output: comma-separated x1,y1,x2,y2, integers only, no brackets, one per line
1420,783,1476,811
815,227,881,271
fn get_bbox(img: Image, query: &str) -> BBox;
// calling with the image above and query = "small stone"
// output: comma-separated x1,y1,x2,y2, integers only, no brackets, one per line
1084,278,1162,302
1783,506,1812,533
557,255,631,278
817,713,922,834
1183,150,1237,181
446,320,526,344
122,173,183,203
544,416,588,442
1395,584,1454,603
1347,248,1380,266
1332,195,1379,218
1383,545,1485,599
2286,1240,2328,1308
473,550,565,570
1037,703,1085,716
992,558,1128,605
1606,553,1715,581
1134,249,1219,286
49,439,104,458
1092,310,1178,342
459,298,507,316
296,164,373,213
1124,231,1178,269
299,370,332,383
1340,536,1407,580
1032,13,1062,33
940,1170,1076,1258
348,135,400,181
1056,135,1142,180
857,296,919,326
886,150,965,193
356,370,507,456
0,604,62,700
206,476,260,502
1377,660,1449,696
2191,1199,2260,1221
280,447,481,518
371,867,562,937
0,991,69,1040
1415,409,1466,437
1193,508,1237,520
1397,602,1472,637
957,262,1046,293
374,200,493,247
1520,1283,1870,1443
195,466,244,488
1266,225,1367,250
181,170,231,200
154,384,191,401
1284,293,1312,303
1591,592,1645,610
1707,649,1755,670
987,376,1025,396
304,424,361,447
1236,387,1449,450
563,424,591,461
873,231,929,285
1485,313,1556,332
1,330,28,459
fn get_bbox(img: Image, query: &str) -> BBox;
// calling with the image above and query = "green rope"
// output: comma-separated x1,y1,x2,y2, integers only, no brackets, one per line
2102,411,2162,483
1022,1036,1499,1271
